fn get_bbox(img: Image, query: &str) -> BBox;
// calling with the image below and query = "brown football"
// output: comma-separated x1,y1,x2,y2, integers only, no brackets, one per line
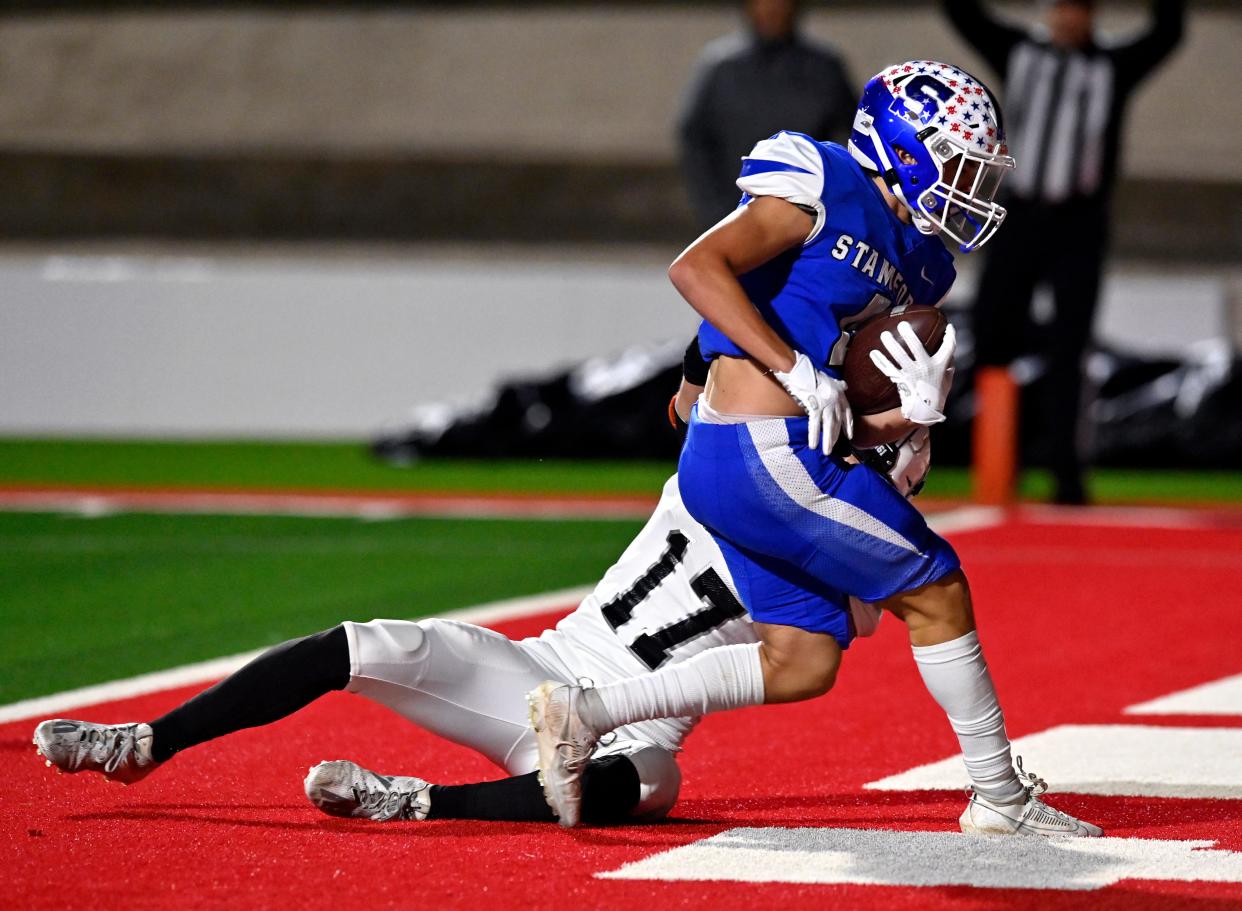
842,305,949,415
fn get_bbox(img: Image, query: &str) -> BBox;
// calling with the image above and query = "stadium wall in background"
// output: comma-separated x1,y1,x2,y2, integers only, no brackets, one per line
0,251,1230,439
0,3,1238,259
0,249,698,438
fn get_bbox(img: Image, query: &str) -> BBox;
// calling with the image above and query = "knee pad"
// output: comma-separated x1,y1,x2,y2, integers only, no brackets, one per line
592,739,682,821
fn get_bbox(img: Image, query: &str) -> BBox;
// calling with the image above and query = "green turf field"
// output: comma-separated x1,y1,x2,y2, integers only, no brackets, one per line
3,439,1239,705
0,439,674,495
3,439,1241,501
0,510,643,704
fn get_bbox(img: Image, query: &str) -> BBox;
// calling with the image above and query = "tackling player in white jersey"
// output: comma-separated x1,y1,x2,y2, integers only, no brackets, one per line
34,449,1071,832
34,475,779,824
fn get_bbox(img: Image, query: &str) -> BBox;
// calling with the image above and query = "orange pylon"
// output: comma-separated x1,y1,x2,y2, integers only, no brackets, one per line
972,366,1019,506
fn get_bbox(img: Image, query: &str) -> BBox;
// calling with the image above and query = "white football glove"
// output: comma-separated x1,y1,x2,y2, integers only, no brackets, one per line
869,321,957,426
773,351,854,455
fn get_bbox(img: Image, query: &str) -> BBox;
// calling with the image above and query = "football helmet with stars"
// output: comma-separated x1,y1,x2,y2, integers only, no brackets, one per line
848,60,1015,252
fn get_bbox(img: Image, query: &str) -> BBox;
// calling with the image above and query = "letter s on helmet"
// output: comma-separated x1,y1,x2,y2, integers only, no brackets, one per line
848,60,1015,253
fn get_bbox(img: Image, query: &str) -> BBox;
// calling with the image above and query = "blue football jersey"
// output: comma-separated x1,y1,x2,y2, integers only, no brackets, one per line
697,131,957,375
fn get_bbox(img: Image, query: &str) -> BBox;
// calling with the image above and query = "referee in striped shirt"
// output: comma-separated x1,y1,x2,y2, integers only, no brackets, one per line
945,0,1184,504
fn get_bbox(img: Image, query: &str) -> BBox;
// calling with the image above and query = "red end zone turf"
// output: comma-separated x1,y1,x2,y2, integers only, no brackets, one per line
4,514,1242,909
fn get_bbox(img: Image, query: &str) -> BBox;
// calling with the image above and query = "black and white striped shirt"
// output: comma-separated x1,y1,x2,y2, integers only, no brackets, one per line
945,0,1184,205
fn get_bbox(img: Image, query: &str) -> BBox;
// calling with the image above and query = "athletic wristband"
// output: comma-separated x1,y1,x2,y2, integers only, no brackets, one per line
668,394,687,430
682,335,710,387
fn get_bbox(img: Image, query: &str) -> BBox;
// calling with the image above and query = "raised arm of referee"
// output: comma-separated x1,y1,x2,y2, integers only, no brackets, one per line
943,0,1185,505
945,0,1184,204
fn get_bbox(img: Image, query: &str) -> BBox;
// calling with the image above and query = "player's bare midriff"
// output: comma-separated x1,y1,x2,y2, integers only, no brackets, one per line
705,354,909,447
703,355,804,417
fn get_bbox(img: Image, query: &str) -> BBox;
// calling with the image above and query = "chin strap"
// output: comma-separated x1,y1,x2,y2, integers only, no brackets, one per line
853,426,932,499
871,137,936,235
908,208,938,235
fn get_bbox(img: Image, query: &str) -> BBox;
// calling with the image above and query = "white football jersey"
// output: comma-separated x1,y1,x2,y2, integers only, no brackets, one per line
539,475,757,742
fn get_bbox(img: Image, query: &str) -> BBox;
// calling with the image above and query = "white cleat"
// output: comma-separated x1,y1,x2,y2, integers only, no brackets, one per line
960,757,1103,838
33,719,159,785
304,760,431,822
526,680,601,828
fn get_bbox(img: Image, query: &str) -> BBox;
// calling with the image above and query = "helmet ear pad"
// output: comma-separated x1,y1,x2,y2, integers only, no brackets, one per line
886,144,942,215
849,80,944,223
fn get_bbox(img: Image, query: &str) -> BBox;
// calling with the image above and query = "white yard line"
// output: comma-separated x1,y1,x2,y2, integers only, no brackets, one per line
597,827,1242,889
865,724,1242,799
925,505,1004,535
1126,673,1242,717
0,506,1005,725
0,585,592,725
4,488,1236,529
0,492,1011,530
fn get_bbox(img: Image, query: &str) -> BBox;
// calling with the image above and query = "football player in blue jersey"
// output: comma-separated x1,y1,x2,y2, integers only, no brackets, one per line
530,60,1103,837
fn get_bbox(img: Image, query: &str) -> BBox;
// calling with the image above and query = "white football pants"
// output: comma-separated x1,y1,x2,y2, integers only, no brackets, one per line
342,618,681,820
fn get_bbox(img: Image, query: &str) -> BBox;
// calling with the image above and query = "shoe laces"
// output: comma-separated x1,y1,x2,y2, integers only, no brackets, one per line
555,679,601,774
352,776,418,821
1013,758,1085,829
81,725,138,773
556,732,615,773
556,744,592,773
961,756,1051,809
1015,755,1048,797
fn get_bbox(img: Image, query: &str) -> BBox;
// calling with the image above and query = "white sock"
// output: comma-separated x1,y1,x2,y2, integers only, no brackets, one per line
582,642,765,730
911,631,1025,804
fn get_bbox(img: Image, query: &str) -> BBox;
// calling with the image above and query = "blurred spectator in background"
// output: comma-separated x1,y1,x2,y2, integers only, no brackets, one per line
677,0,855,228
945,0,1184,504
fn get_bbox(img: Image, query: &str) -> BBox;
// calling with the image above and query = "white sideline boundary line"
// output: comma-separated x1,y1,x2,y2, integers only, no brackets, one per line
4,488,1234,530
0,506,1003,726
925,505,1004,536
0,585,593,725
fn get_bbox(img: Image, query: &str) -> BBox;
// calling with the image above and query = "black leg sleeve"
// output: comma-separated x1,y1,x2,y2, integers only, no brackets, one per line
148,625,350,762
426,772,555,823
426,754,641,824
581,751,643,824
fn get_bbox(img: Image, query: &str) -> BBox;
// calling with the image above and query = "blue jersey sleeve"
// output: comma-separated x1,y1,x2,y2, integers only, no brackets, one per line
735,131,830,244
700,136,952,370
